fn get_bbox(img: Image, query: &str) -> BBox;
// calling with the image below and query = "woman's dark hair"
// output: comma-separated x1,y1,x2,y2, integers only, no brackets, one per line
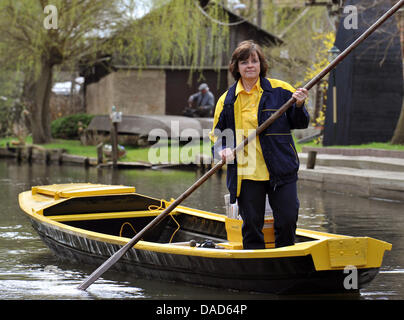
229,40,268,81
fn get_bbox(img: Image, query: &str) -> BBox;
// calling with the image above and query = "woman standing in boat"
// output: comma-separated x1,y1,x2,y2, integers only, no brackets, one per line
210,40,309,249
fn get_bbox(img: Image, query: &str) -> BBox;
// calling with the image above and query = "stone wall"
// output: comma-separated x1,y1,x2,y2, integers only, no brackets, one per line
86,69,166,116
86,73,114,115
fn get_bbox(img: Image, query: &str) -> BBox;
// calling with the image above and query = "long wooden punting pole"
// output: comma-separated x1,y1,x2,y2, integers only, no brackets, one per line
78,0,404,291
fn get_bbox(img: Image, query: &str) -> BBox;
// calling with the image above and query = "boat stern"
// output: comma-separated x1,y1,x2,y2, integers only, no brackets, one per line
308,236,391,272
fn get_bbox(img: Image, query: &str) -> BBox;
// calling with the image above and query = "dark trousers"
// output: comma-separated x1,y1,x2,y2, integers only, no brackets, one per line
237,180,299,249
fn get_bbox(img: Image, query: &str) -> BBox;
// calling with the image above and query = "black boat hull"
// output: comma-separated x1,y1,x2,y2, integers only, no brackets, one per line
32,218,378,295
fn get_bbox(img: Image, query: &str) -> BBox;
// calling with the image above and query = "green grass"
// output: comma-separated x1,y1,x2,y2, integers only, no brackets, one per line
0,136,33,146
43,139,99,158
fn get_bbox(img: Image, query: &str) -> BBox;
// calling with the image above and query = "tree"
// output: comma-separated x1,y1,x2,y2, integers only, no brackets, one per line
0,0,129,143
115,0,229,69
0,0,229,143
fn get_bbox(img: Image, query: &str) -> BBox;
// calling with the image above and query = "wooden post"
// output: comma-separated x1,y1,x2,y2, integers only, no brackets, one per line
96,143,103,165
111,122,118,168
45,150,51,165
27,146,33,163
110,105,122,169
306,151,317,169
57,149,63,165
16,147,22,162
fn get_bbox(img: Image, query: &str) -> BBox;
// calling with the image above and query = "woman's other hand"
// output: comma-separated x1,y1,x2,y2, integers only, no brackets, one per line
292,88,308,107
219,148,235,163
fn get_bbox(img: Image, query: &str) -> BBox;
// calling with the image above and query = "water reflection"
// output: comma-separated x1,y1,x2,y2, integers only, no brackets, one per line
0,159,403,299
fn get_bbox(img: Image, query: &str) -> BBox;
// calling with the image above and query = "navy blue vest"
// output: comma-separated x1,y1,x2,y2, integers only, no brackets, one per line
212,77,309,203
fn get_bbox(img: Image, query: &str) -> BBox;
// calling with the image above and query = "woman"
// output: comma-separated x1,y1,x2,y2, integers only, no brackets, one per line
210,40,309,249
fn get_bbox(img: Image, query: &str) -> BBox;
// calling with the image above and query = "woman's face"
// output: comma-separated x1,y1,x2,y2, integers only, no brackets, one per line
238,51,260,81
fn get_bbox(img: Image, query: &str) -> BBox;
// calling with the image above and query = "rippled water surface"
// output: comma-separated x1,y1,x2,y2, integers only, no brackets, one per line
0,160,403,300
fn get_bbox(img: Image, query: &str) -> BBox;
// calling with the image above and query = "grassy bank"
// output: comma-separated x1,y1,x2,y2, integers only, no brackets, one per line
1,136,404,164
0,137,212,164
0,137,98,158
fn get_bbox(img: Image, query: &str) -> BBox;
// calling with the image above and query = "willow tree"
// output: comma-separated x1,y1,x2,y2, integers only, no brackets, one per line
0,0,229,143
115,0,229,72
0,0,128,143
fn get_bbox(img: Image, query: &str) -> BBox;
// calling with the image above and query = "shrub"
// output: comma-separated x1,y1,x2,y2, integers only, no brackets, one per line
51,113,94,139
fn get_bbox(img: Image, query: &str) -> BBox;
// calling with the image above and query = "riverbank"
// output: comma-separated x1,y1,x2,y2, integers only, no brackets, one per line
299,151,404,202
0,142,154,169
295,144,404,203
0,138,214,169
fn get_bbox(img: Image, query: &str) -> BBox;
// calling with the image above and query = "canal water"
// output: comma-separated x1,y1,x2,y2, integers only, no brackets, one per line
0,159,403,300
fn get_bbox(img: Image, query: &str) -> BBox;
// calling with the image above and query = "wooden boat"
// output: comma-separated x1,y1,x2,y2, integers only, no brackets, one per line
18,183,392,294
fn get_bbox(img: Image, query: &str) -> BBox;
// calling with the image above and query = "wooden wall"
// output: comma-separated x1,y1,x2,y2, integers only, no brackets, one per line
323,0,403,146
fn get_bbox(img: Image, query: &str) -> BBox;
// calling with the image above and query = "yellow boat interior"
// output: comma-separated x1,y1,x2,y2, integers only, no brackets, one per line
19,183,392,272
